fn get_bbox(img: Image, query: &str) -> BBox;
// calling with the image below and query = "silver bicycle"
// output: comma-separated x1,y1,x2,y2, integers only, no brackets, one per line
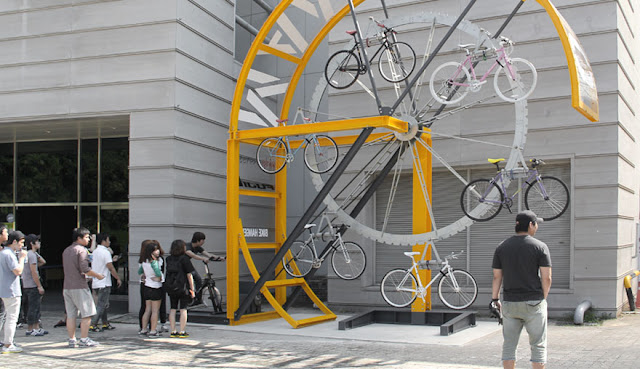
380,250,478,309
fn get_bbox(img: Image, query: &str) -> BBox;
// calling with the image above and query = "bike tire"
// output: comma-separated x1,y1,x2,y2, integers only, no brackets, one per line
437,269,478,310
256,137,288,174
429,61,470,105
331,241,366,280
282,241,314,277
380,269,418,308
460,179,504,221
207,285,223,313
325,50,361,89
377,41,416,83
524,176,570,221
303,135,339,174
494,57,538,103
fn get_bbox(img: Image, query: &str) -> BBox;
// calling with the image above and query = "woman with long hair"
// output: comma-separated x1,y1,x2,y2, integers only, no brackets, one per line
138,242,163,337
165,240,195,338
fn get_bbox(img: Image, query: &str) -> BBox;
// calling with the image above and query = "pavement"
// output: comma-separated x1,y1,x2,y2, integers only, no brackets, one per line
1,306,640,369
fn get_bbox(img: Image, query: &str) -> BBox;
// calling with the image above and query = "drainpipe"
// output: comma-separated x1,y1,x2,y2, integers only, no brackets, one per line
623,270,640,311
574,300,592,325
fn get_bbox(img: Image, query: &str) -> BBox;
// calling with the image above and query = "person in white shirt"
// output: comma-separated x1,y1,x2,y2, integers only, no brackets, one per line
89,234,121,332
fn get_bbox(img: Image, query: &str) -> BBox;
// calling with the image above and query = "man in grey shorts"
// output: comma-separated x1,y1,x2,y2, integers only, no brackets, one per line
492,210,552,369
62,228,104,348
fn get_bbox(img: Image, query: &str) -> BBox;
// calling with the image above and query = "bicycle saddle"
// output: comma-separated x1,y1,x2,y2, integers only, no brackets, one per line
304,224,316,229
488,158,505,164
458,43,475,49
346,30,357,36
404,251,420,257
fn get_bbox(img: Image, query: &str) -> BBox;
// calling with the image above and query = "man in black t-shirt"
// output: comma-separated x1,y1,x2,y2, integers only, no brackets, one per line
492,210,552,369
185,232,225,305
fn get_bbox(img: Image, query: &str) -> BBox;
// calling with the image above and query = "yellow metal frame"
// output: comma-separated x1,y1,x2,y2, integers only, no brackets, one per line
227,0,598,325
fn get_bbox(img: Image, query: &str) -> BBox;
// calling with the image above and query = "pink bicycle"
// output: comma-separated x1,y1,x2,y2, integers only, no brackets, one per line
429,35,537,105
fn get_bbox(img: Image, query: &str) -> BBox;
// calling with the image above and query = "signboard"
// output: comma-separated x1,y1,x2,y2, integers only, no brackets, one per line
536,0,599,122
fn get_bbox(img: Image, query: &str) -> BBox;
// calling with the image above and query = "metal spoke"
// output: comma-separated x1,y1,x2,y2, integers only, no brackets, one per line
420,130,512,149
415,136,469,187
381,143,407,234
411,18,437,116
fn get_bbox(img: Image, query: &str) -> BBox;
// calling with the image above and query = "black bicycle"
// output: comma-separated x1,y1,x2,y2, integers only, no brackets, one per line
324,17,416,89
191,259,223,314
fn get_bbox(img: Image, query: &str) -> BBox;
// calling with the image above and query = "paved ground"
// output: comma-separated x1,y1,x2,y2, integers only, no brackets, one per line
1,308,639,369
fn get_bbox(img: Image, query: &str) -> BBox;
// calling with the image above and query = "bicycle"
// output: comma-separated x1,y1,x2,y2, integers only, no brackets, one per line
282,213,366,280
380,250,478,310
256,114,339,174
324,17,416,89
429,30,537,105
191,259,223,314
460,158,570,222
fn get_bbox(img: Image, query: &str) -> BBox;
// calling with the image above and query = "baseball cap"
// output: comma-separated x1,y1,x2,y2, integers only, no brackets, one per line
8,230,25,244
516,210,543,227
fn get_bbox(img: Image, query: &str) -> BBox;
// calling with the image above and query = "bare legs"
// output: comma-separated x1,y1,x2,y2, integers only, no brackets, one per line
141,300,161,333
67,316,91,339
169,308,188,333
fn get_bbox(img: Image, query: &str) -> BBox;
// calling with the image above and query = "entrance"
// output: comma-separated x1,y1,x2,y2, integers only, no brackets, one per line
16,206,77,288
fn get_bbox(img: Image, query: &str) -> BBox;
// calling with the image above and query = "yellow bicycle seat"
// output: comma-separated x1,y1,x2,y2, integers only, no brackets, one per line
488,158,505,164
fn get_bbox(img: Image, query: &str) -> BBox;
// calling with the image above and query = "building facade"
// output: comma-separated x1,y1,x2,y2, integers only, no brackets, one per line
1,0,638,317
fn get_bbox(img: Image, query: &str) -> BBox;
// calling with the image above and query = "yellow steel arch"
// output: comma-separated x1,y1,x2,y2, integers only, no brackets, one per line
534,0,599,122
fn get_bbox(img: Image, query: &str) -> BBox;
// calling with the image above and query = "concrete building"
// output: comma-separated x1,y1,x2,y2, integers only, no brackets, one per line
1,0,638,317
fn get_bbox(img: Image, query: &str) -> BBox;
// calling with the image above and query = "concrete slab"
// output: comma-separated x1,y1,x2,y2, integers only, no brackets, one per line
204,312,502,346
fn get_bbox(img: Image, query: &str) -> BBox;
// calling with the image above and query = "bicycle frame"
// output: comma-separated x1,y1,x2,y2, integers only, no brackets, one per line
396,254,456,300
348,27,399,71
482,168,548,205
448,46,515,87
301,213,350,263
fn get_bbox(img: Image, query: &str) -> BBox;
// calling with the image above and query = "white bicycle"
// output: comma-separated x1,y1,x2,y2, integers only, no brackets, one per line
380,250,478,309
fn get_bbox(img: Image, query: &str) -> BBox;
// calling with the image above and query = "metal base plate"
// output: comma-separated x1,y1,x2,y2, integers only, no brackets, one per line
338,309,476,336
188,310,230,325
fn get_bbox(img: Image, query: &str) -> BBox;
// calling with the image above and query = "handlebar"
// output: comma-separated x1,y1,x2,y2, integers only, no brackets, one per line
529,158,545,168
445,250,465,261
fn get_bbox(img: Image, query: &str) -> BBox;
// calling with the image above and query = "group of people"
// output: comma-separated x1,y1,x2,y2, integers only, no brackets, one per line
0,226,225,353
136,232,224,339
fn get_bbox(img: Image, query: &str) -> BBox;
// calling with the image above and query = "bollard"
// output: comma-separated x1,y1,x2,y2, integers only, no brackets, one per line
623,270,640,311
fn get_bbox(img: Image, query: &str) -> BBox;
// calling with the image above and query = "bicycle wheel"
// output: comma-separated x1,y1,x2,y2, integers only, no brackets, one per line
429,61,470,105
256,137,287,174
325,50,361,89
460,179,504,221
437,269,478,310
494,57,538,103
303,134,339,174
206,285,223,313
380,269,418,308
524,176,570,221
377,41,416,83
282,241,314,277
331,241,366,280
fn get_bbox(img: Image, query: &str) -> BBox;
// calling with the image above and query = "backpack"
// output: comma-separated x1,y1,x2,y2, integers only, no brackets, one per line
163,258,187,296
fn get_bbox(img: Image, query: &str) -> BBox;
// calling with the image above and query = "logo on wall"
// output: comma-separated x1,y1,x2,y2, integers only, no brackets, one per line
239,179,275,191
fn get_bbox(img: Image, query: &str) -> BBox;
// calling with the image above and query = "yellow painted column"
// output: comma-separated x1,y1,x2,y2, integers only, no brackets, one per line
226,138,240,320
275,164,287,304
412,132,433,312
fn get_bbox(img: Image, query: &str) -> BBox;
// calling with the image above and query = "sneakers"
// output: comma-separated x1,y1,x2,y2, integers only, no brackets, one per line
147,331,162,338
159,324,170,333
138,330,149,336
170,331,179,338
68,339,77,348
89,326,103,333
78,337,99,347
178,331,189,338
1,344,23,354
54,320,66,328
101,324,116,331
25,329,45,337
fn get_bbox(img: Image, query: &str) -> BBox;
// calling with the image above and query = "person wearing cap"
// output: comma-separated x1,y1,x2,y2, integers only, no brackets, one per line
491,210,552,369
0,230,27,354
21,234,47,337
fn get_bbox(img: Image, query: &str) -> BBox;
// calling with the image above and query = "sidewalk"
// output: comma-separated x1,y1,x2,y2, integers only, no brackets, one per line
1,310,639,368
